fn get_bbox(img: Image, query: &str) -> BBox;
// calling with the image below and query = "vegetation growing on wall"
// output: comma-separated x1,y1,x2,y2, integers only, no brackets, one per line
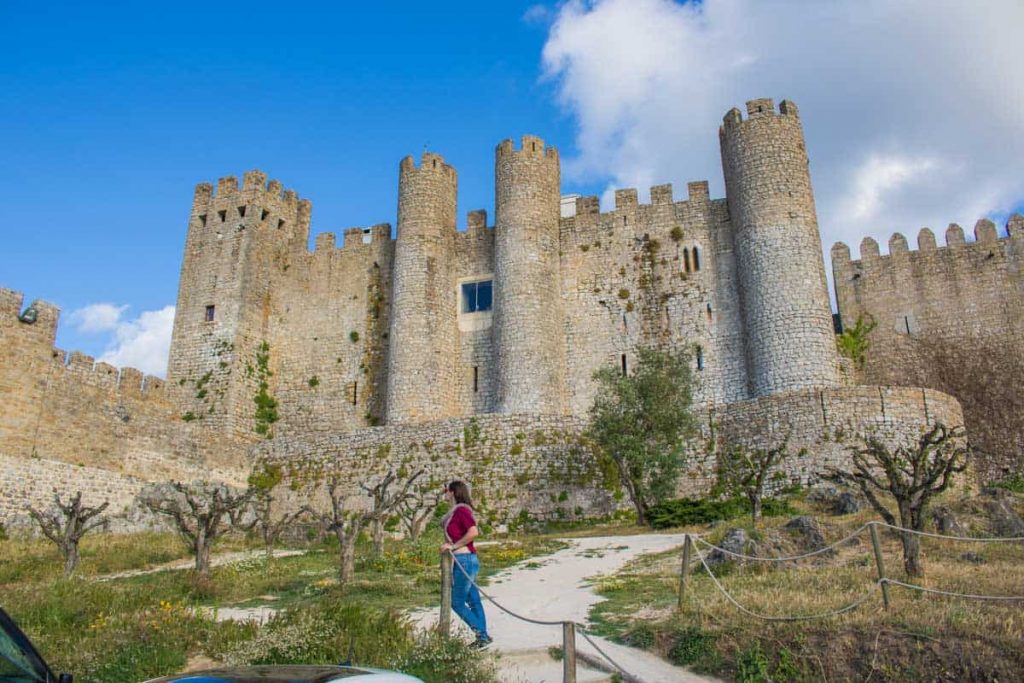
253,341,279,437
836,314,877,370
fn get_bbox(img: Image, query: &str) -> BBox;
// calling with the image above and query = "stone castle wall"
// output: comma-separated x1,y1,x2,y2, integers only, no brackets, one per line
256,385,963,524
0,288,248,523
0,95,995,530
832,217,1024,478
720,99,840,397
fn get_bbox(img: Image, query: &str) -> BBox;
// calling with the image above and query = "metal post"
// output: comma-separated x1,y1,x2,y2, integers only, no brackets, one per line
440,552,453,635
869,523,890,610
562,621,577,683
678,534,692,611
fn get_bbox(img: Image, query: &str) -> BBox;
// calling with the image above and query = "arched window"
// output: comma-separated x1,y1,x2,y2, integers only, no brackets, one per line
683,248,691,273
692,246,701,271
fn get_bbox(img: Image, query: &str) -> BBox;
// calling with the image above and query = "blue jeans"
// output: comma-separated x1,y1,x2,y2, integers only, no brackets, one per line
451,553,489,639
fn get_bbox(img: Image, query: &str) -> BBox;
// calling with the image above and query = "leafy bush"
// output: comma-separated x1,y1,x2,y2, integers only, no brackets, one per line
223,600,409,667
647,496,795,529
623,622,656,649
736,643,772,683
390,632,499,683
991,475,1024,493
669,626,716,666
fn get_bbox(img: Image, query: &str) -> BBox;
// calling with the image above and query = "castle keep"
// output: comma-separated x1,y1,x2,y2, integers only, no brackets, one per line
3,97,1018,525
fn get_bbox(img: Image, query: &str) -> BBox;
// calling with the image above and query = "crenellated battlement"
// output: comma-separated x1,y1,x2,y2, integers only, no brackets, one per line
190,169,312,240
313,223,393,255
720,97,800,131
495,135,559,161
565,180,718,229
0,288,168,400
832,214,1023,264
399,152,456,179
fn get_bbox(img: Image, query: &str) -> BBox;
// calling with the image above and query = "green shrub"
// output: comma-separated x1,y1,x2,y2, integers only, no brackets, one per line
623,622,656,649
647,496,795,529
223,601,409,668
736,643,772,683
992,475,1024,493
669,626,716,665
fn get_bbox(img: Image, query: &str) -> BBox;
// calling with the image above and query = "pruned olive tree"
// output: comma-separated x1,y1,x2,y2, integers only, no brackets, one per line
303,474,368,585
715,433,793,526
587,347,698,526
28,491,109,577
396,483,443,542
248,463,305,559
361,468,424,555
833,423,969,577
139,481,254,578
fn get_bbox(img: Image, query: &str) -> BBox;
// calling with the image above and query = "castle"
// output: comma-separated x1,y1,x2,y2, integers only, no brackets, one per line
2,97,1019,525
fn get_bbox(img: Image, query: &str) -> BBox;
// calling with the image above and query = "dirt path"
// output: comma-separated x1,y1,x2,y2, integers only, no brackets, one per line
95,549,308,581
411,533,718,683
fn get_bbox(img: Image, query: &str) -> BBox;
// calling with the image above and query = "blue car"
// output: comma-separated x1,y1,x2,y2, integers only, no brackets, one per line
0,608,424,683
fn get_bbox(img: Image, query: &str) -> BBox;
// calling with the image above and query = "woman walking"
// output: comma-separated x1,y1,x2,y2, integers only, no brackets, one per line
440,480,492,648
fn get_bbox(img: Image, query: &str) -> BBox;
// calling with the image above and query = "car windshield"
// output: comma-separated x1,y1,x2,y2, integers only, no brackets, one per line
0,609,52,683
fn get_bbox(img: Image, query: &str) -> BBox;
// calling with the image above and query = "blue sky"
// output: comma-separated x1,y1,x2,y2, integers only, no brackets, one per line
2,1,1022,376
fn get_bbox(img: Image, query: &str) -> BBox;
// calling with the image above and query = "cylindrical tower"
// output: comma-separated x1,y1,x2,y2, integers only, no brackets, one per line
493,135,567,414
385,153,459,423
720,98,840,397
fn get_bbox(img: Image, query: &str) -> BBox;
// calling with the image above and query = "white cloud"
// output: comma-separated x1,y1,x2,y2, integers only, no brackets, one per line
69,303,176,377
68,303,128,333
97,306,176,378
542,0,1024,270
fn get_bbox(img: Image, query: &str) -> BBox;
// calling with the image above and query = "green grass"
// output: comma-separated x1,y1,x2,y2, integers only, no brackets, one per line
580,493,1024,681
0,526,567,682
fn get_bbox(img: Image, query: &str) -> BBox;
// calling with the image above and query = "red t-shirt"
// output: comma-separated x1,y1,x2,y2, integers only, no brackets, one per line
446,505,477,554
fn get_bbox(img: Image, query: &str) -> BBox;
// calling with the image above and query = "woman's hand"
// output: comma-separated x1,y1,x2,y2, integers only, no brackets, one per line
440,542,453,553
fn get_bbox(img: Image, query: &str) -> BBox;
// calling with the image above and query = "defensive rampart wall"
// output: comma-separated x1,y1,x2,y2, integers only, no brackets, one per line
832,215,1023,479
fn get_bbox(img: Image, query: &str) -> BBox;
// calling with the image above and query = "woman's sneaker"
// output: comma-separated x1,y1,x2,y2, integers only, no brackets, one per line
470,635,493,650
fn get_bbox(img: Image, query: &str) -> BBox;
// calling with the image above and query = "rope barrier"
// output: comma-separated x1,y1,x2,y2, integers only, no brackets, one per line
448,552,564,627
691,520,1024,562
437,518,1024,677
692,542,880,621
882,578,1024,602
873,521,1024,543
691,523,872,562
446,549,640,681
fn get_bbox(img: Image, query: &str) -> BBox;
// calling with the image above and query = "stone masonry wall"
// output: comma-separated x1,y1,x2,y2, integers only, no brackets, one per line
254,414,617,526
678,385,966,496
720,99,840,397
558,181,748,416
0,288,249,524
832,216,1024,479
493,136,568,415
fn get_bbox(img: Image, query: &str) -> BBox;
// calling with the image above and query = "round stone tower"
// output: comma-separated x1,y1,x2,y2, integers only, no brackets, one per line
493,136,567,414
385,153,459,423
719,99,840,397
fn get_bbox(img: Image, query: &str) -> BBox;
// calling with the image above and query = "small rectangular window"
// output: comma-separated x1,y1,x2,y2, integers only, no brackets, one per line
461,280,493,313
621,354,628,376
204,305,215,322
473,366,479,393
351,380,358,406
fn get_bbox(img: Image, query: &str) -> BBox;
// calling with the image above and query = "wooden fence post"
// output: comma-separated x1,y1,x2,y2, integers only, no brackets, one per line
562,621,577,683
869,523,891,610
440,552,453,635
678,533,692,611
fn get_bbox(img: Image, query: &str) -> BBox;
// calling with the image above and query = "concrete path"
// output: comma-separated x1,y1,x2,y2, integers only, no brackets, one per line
411,534,717,683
